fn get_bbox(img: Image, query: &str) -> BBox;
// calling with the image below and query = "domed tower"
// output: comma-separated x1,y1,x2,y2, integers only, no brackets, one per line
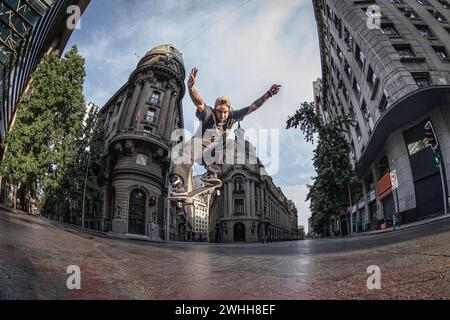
97,44,185,239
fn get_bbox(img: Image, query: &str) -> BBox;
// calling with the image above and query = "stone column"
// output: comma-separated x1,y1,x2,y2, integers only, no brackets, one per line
228,182,233,217
158,87,173,135
115,92,129,133
124,81,143,128
164,91,179,140
245,181,250,216
223,183,228,218
250,181,255,217
259,187,264,216
134,81,152,129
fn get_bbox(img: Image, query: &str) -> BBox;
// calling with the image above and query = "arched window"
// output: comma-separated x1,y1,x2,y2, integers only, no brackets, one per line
136,153,148,166
234,177,244,192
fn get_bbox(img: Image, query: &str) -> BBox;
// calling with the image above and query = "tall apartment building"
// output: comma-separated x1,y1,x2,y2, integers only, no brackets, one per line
313,0,450,233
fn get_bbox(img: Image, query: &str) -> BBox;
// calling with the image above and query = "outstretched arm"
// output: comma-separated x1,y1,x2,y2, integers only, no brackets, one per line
248,84,282,114
187,68,205,111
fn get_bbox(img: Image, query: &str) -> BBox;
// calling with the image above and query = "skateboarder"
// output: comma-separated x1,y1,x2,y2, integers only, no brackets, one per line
169,67,281,197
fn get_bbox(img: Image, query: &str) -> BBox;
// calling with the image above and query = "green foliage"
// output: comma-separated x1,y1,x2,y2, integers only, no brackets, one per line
287,102,358,236
1,45,90,216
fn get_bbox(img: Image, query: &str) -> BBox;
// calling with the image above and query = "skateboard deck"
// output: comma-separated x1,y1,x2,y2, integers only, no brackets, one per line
168,180,222,205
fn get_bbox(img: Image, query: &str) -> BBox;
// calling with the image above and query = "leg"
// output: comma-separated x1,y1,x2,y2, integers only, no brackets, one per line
170,137,205,191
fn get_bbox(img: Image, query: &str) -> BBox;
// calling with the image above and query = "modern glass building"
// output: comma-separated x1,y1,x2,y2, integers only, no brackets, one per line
0,0,90,155
313,0,450,234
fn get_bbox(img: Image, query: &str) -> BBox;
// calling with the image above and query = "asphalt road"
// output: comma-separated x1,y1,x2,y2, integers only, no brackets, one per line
1,210,449,299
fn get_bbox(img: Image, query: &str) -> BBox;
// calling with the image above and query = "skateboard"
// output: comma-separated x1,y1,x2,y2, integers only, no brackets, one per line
168,180,222,207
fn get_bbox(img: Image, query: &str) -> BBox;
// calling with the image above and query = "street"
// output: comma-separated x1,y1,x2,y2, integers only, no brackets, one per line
1,209,449,300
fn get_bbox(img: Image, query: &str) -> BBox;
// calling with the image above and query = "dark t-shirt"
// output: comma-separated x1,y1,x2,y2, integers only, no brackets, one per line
195,105,250,140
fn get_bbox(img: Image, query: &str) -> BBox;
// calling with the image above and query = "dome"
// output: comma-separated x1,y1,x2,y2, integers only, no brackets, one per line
137,44,184,69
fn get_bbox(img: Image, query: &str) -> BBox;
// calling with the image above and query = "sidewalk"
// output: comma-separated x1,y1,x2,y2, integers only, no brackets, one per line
347,213,450,237
0,205,166,244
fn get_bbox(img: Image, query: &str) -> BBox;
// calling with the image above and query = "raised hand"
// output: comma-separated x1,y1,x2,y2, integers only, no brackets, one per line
188,68,198,89
268,84,282,97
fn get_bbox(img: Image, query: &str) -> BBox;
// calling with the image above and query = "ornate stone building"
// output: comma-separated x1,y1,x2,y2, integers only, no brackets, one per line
191,176,210,242
95,44,186,240
209,124,299,243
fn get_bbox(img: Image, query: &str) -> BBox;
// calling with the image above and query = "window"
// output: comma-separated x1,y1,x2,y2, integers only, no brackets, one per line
412,73,431,87
429,9,447,22
438,0,450,9
343,88,349,101
234,177,245,192
355,44,366,67
381,24,400,36
355,123,362,142
399,7,419,19
367,66,378,87
353,79,361,99
394,45,415,58
416,0,429,5
433,46,449,62
136,153,148,166
344,27,353,51
415,25,433,38
344,61,353,79
377,156,390,177
361,100,369,122
337,46,343,62
149,92,160,105
146,109,156,122
378,94,389,113
234,199,245,214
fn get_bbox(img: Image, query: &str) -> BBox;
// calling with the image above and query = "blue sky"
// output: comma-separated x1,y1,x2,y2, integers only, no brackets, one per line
65,0,321,232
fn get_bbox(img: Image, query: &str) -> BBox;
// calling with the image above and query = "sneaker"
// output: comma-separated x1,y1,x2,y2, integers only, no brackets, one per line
200,171,221,184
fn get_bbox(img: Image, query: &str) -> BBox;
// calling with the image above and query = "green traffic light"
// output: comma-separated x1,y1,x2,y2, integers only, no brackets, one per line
434,154,442,165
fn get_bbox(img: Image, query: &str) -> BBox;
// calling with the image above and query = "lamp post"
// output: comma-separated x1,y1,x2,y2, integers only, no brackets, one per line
81,147,91,229
165,142,174,241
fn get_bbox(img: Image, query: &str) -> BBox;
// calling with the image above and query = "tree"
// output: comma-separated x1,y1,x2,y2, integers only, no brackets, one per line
1,46,86,210
287,102,357,236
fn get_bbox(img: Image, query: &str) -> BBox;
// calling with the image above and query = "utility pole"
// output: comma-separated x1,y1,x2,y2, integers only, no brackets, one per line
348,183,353,235
424,121,448,215
81,147,91,229
165,143,173,241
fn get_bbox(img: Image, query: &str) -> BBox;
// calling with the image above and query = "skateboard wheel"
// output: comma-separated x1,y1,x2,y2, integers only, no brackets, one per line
216,190,221,196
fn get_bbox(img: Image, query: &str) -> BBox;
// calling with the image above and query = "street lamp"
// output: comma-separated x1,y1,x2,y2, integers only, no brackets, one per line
81,146,91,229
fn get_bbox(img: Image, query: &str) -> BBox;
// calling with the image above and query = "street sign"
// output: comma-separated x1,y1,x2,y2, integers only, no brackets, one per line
390,170,399,190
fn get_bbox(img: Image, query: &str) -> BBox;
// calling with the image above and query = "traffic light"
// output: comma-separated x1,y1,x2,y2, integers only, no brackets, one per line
434,152,442,166
424,121,442,166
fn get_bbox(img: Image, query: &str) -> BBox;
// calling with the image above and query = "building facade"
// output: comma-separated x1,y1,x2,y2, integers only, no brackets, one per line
313,0,450,234
191,176,210,242
95,44,187,241
209,124,299,243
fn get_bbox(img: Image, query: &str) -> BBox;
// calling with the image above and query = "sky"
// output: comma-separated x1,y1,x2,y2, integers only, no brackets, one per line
65,0,321,233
